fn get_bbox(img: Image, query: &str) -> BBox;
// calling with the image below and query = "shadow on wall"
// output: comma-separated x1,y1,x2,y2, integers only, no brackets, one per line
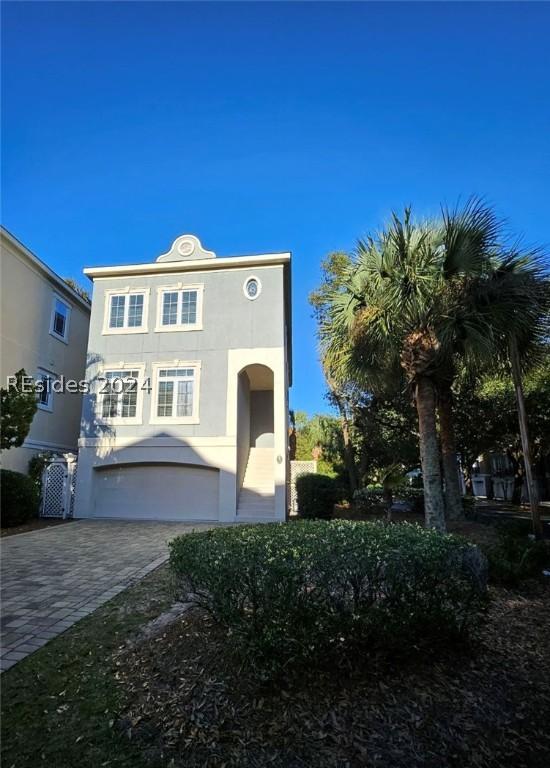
78,352,231,520
80,352,115,443
82,431,231,522
77,354,284,521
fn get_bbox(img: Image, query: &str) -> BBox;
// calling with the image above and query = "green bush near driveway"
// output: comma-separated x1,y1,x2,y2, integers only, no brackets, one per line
0,469,39,527
170,520,488,674
295,473,339,519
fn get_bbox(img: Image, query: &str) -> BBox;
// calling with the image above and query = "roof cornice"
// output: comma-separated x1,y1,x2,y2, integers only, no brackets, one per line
83,252,291,280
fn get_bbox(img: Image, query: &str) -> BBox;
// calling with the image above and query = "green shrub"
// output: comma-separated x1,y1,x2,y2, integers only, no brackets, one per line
170,520,488,674
397,487,425,514
486,522,550,586
353,486,424,515
295,473,338,519
352,487,386,513
1,469,40,527
28,451,55,493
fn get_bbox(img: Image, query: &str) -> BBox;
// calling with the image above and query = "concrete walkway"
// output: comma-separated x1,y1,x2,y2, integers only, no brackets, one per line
0,519,212,672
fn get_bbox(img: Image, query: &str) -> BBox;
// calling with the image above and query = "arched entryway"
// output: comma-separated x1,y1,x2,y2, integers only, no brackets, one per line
236,364,275,518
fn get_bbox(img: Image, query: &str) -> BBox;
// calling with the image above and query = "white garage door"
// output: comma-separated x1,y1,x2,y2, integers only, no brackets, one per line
93,464,219,521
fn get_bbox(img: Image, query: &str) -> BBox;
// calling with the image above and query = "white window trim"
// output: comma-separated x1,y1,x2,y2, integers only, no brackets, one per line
96,363,146,425
150,361,201,425
36,368,56,412
243,275,262,301
102,288,150,335
155,283,204,332
49,293,71,344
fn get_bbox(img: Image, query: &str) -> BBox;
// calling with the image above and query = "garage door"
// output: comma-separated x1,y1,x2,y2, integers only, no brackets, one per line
93,463,219,521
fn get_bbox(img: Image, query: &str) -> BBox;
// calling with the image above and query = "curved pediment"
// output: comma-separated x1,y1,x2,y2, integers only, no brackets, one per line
156,234,216,262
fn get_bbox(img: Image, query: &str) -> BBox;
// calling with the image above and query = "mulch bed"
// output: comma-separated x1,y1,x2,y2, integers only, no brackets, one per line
114,582,550,768
0,518,72,537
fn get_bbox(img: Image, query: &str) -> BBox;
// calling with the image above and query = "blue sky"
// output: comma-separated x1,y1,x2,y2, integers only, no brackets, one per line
2,1,549,414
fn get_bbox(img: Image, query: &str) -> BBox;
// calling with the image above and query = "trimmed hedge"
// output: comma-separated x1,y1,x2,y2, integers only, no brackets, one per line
170,520,488,674
1,469,40,527
295,473,338,519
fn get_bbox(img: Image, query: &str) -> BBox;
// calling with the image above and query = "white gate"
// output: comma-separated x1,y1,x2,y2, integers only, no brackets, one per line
40,454,78,519
289,460,317,515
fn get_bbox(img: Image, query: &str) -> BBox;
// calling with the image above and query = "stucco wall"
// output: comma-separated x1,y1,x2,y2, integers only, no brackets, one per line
81,263,285,441
0,232,91,472
250,390,274,447
236,371,251,493
75,252,289,522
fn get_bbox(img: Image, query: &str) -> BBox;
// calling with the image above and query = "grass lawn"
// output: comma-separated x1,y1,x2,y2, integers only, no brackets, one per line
2,522,550,768
1,565,176,768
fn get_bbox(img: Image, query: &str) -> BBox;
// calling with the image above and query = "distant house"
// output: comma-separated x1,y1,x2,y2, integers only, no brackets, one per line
74,234,292,522
0,227,91,473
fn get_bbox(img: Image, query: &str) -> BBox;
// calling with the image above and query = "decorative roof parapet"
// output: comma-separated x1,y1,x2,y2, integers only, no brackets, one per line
156,235,216,263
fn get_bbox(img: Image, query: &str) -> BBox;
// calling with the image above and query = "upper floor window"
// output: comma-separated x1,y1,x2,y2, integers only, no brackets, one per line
103,289,148,334
98,366,145,424
50,296,71,342
155,284,203,332
150,362,201,424
36,368,55,412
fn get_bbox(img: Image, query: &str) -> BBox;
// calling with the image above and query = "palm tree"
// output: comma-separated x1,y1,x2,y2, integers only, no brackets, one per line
435,220,549,534
321,212,449,531
433,199,504,520
488,253,550,536
317,201,549,533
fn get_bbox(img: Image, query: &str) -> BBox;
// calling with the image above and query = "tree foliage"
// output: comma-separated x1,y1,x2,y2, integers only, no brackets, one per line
293,410,345,477
454,356,550,476
310,199,550,532
64,278,91,303
1,369,37,451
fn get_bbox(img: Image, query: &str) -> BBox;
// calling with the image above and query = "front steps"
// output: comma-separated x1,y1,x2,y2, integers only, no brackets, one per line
237,447,276,520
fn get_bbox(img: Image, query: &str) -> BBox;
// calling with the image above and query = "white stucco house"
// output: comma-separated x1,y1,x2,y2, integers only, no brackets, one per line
74,234,292,523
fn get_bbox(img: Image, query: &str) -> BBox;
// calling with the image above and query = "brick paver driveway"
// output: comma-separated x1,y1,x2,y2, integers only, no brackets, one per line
0,520,213,672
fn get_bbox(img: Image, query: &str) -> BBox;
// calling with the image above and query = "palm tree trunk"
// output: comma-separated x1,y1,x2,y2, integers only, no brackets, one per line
509,339,542,537
331,390,358,495
340,416,358,495
438,384,463,521
415,376,446,532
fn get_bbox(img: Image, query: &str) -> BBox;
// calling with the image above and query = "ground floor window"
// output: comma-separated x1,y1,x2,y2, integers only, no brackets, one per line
151,362,200,424
100,369,141,421
157,368,194,417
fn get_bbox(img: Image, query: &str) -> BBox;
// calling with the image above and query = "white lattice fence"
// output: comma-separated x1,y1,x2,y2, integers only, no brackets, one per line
41,455,78,519
289,460,317,515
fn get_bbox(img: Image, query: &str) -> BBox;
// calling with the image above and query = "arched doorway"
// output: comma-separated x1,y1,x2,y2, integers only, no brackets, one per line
236,364,275,517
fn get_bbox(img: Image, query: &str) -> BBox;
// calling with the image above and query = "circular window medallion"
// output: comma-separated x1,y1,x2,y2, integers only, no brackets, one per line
177,238,195,257
243,276,261,300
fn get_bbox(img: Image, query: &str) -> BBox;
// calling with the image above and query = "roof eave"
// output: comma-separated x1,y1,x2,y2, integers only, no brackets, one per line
1,226,92,312
83,252,291,280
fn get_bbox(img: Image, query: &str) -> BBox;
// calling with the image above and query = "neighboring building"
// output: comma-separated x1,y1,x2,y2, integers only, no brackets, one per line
74,234,292,522
0,227,91,473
